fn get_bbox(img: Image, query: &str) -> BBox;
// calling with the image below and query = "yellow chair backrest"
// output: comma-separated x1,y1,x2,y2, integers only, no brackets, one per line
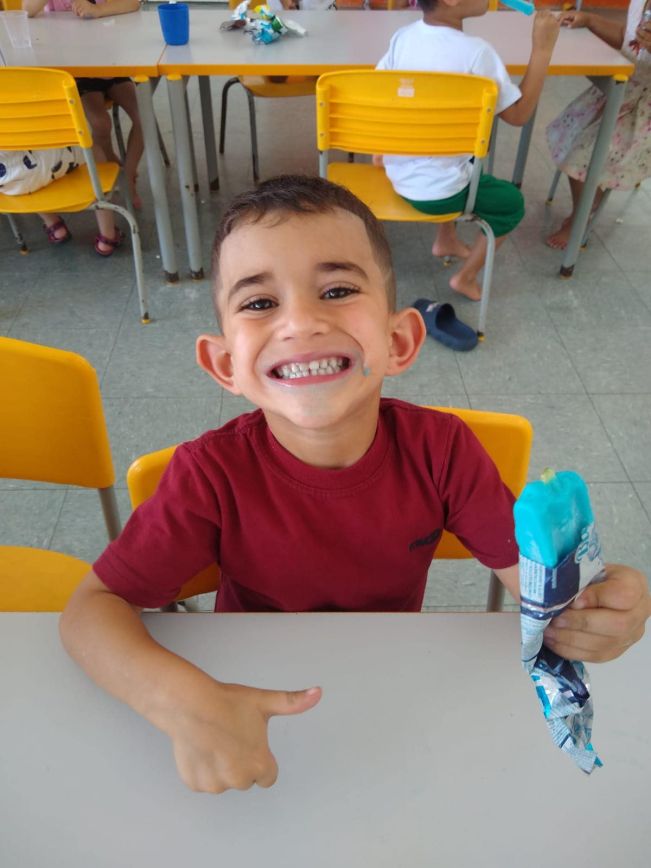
0,337,120,612
316,70,497,160
0,337,115,488
127,447,221,602
126,407,532,603
427,407,532,559
0,67,93,151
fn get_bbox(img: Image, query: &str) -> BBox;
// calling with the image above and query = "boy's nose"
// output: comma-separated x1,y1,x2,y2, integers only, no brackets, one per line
277,295,329,339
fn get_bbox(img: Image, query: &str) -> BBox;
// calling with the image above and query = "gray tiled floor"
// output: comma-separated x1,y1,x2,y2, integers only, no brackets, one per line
2,59,650,611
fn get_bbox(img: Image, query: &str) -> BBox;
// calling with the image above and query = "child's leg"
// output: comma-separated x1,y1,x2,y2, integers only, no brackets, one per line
94,208,120,255
449,233,507,301
431,222,471,260
81,91,121,165
107,80,144,210
39,212,71,243
546,176,605,250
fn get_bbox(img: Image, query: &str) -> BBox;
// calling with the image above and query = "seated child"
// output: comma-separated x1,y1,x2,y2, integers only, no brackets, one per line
60,175,650,795
24,0,145,209
0,146,121,255
375,0,561,301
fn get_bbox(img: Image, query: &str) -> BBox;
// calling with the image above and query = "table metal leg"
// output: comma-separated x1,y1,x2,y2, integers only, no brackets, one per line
560,74,627,278
167,74,204,280
134,75,179,283
199,75,220,192
511,107,537,189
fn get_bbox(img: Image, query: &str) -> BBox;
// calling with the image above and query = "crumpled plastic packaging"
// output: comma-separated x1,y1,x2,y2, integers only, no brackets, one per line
515,469,605,774
221,0,307,44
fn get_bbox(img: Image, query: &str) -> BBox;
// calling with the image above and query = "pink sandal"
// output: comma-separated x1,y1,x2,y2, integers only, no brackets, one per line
43,218,71,245
94,229,124,257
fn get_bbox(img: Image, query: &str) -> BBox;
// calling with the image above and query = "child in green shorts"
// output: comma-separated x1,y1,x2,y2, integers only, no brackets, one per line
376,0,560,300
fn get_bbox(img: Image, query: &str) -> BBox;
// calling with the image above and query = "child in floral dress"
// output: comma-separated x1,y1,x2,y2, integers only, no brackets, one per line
546,0,651,249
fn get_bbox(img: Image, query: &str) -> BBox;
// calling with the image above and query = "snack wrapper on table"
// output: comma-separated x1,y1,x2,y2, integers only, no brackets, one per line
223,0,307,43
514,468,605,774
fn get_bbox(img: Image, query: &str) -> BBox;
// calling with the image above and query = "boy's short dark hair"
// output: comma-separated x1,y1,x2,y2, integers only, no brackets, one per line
417,0,438,10
211,175,397,320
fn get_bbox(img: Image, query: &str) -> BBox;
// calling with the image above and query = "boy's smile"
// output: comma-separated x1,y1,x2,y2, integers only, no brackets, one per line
198,208,424,467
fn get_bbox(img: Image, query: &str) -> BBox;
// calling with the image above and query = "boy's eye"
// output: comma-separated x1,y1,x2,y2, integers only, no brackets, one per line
321,285,359,300
240,297,276,312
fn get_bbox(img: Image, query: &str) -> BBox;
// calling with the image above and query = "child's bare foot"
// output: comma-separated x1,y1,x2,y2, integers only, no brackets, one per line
449,272,482,302
432,235,471,260
546,216,573,250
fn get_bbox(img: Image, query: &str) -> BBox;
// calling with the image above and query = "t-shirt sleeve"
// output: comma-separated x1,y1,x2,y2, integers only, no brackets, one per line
471,43,521,114
93,444,222,608
437,416,518,569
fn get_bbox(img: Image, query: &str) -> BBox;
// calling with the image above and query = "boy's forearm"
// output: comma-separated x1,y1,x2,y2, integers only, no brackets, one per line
500,48,553,127
493,563,520,602
23,0,48,18
60,574,220,737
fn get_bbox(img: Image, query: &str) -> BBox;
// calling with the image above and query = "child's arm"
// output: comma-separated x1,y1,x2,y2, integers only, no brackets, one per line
493,563,650,662
71,0,140,19
23,0,49,18
557,10,625,51
498,10,560,127
60,570,321,793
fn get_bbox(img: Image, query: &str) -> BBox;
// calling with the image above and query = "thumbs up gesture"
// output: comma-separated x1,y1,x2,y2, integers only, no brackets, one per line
167,677,322,793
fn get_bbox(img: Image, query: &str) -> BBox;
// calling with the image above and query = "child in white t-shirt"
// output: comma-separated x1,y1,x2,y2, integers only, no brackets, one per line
376,0,560,300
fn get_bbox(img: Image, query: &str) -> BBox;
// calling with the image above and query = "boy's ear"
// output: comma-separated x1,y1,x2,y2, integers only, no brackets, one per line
386,307,427,377
196,334,243,396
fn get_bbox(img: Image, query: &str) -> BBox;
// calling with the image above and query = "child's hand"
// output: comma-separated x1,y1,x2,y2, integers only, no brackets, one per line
557,10,591,29
634,16,651,52
531,10,561,54
168,680,322,793
543,564,650,662
72,0,99,18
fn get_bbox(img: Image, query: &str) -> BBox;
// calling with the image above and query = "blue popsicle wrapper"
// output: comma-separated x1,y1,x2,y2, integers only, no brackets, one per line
516,471,606,774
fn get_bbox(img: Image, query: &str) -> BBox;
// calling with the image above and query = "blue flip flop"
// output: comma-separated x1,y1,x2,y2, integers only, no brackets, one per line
413,299,478,352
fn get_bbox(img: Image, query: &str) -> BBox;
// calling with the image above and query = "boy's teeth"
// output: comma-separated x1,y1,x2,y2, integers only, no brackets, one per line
275,357,346,379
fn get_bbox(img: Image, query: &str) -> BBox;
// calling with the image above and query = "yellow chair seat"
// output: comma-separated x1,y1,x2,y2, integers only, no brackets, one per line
0,162,119,215
0,546,92,612
328,162,462,224
239,76,317,99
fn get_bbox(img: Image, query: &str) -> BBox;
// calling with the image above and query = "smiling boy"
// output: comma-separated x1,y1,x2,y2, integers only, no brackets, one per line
61,176,650,794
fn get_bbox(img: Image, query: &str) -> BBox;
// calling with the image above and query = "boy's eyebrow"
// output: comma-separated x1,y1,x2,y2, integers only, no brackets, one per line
226,261,369,303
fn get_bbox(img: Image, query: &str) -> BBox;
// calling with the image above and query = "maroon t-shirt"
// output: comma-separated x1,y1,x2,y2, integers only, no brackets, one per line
94,399,517,612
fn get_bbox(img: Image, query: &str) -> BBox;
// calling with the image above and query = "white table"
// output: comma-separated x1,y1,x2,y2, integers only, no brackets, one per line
1,612,649,867
160,9,633,279
0,10,181,282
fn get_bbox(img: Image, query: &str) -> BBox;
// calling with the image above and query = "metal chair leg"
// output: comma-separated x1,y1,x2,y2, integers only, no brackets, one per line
219,77,239,154
546,168,562,204
4,214,28,253
486,570,505,612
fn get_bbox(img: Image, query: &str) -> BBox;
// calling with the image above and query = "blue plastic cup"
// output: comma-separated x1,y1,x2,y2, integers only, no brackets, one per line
158,2,189,46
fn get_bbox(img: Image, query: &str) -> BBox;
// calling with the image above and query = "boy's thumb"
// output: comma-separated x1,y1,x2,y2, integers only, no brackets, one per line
262,686,322,719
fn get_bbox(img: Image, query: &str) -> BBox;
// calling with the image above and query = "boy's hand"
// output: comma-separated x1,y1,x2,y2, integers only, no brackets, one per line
543,564,650,662
634,17,651,52
532,10,561,54
169,680,322,793
72,0,99,17
557,10,591,29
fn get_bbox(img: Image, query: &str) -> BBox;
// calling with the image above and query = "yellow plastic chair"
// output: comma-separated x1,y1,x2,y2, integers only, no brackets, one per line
0,67,149,324
0,0,24,8
126,406,532,612
0,337,121,612
316,70,498,339
218,0,318,184
426,406,532,611
126,446,221,604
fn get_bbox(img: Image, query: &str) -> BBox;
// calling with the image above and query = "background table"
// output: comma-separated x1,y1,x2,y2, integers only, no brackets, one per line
1,612,648,867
